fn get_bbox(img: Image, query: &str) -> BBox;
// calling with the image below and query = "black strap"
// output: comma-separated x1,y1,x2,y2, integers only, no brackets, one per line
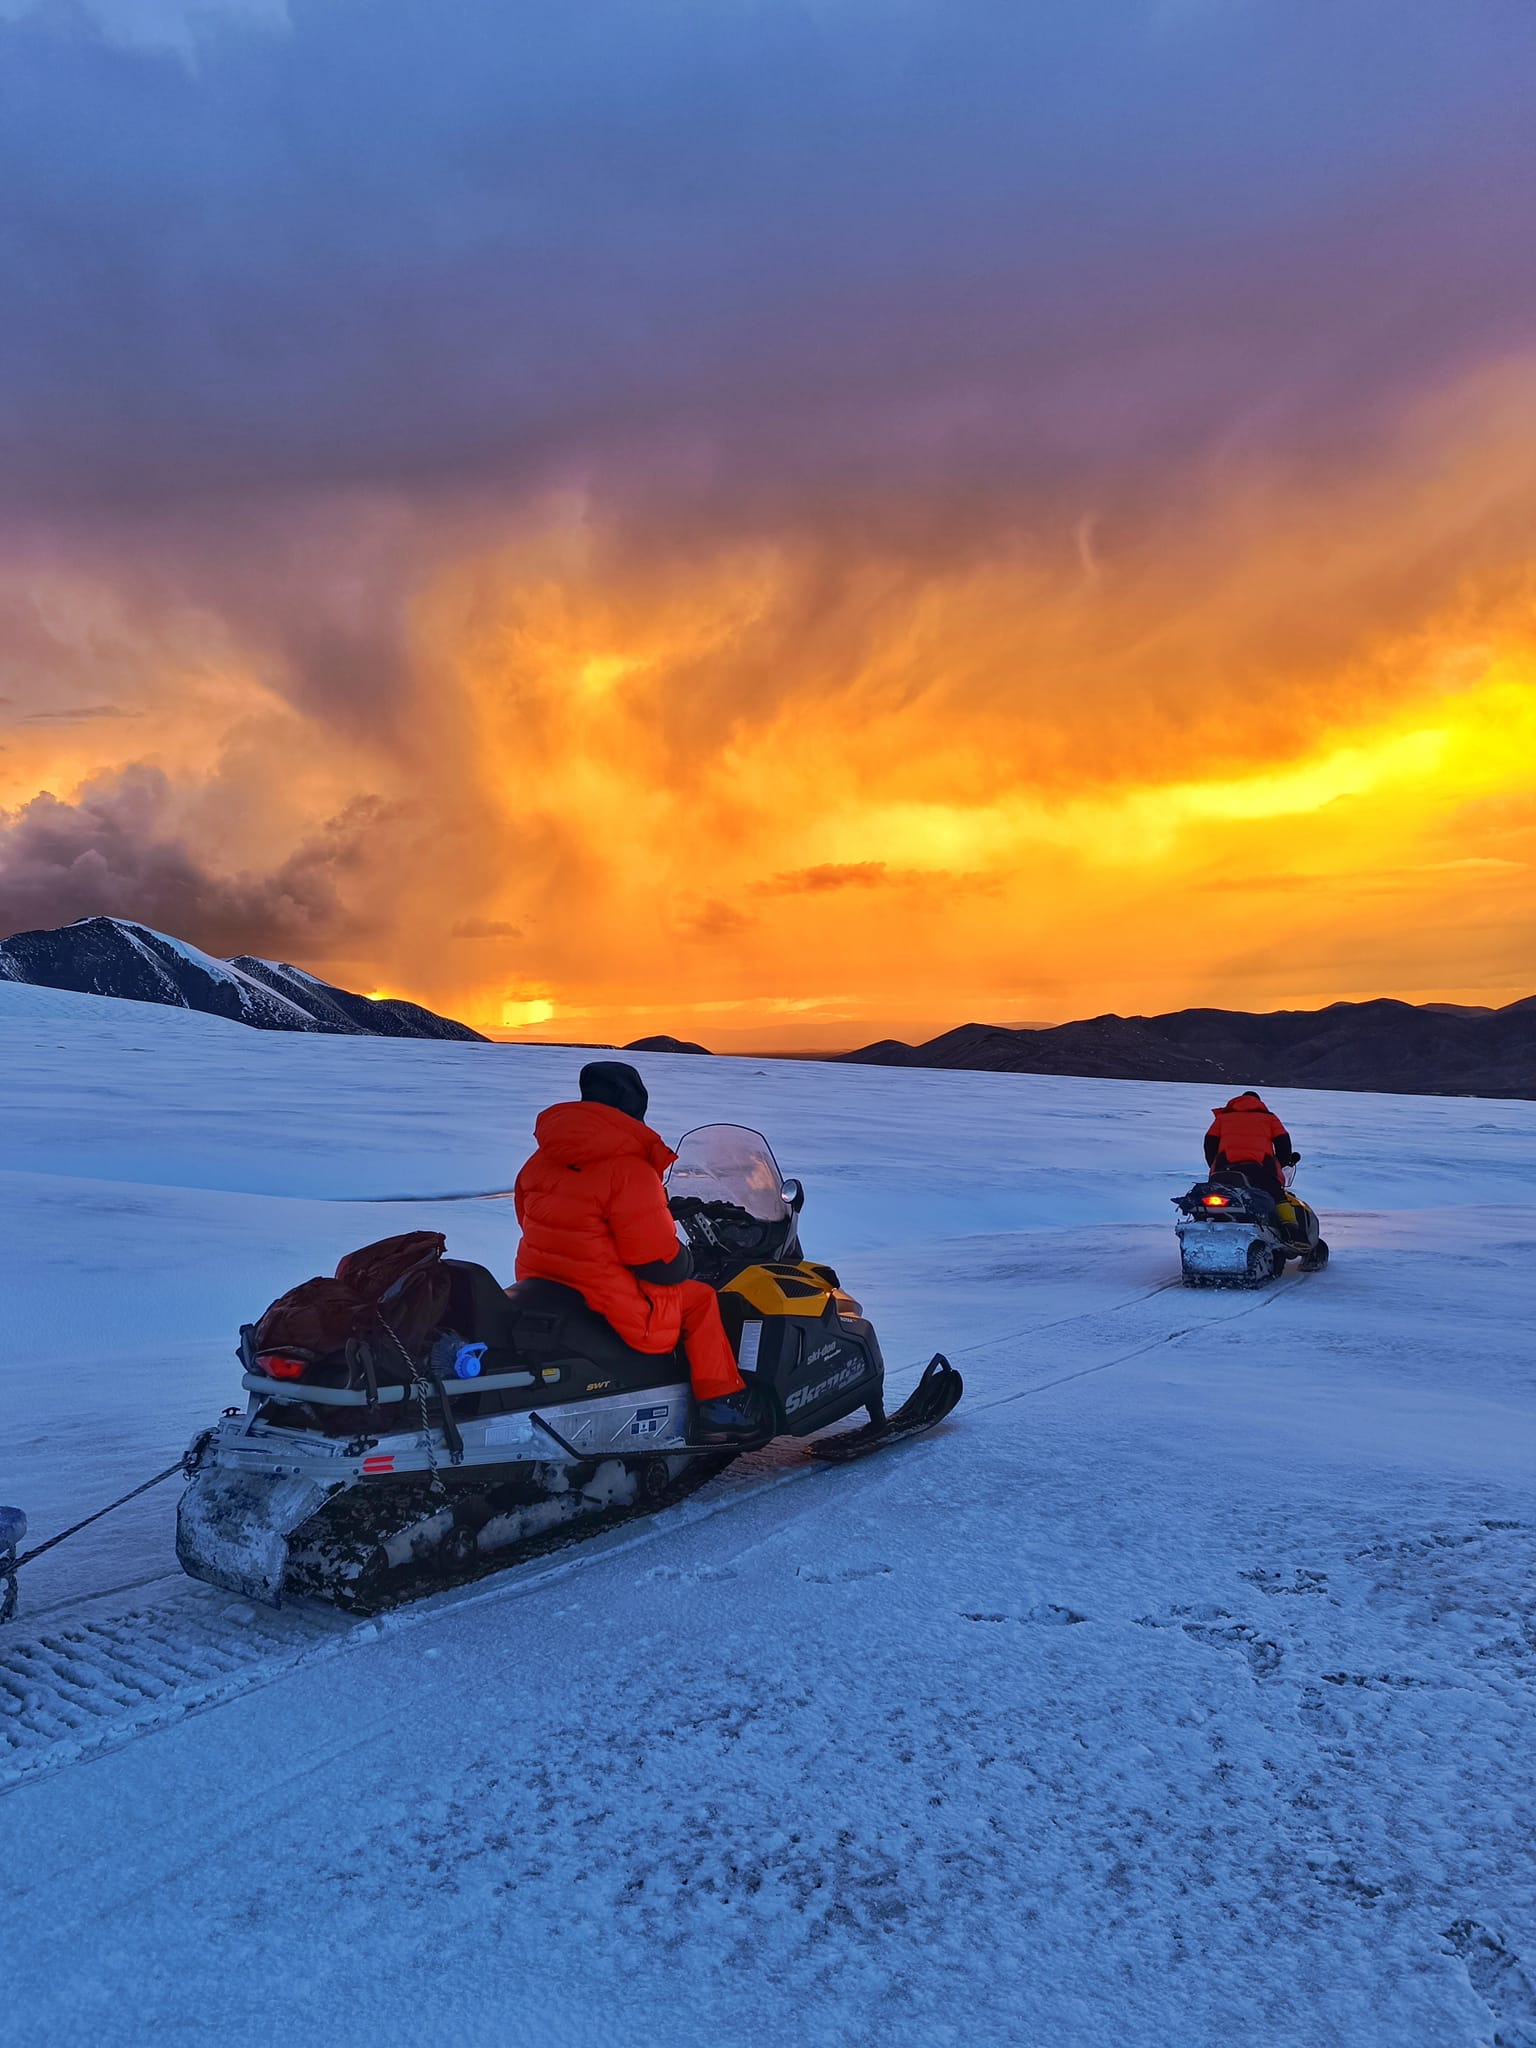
348,1333,380,1407
431,1373,466,1464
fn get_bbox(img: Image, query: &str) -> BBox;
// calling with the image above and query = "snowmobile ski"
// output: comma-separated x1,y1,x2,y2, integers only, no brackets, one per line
806,1354,963,1463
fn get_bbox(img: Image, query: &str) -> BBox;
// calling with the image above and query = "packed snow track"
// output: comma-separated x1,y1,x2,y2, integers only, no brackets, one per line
4,1278,1290,1793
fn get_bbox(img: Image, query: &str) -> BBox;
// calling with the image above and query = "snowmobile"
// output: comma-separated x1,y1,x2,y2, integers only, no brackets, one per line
1172,1156,1329,1287
177,1124,961,1611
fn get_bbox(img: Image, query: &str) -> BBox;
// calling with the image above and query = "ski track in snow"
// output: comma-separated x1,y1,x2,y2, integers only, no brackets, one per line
0,1470,812,1795
0,1588,350,1780
2,985,1535,2044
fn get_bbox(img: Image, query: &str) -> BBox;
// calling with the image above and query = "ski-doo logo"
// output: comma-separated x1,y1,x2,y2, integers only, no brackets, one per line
785,1358,866,1415
629,1405,670,1438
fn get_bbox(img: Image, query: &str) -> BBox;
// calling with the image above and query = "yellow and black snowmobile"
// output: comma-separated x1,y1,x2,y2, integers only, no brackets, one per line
177,1124,961,1611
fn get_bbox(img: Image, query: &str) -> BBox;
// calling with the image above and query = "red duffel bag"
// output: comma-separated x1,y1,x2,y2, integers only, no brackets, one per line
251,1231,450,1378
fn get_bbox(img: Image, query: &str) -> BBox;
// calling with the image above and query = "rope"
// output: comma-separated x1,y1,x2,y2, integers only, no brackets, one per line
967,1270,1301,1419
877,1275,1187,1396
13,1461,185,1573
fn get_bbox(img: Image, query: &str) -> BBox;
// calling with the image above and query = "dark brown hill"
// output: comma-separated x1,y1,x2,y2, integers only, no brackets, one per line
838,997,1535,1100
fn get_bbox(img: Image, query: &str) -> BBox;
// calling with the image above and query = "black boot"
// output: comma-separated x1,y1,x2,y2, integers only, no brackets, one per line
692,1390,769,1445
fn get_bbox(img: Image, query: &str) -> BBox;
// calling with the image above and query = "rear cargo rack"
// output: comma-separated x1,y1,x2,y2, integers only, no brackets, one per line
242,1370,536,1407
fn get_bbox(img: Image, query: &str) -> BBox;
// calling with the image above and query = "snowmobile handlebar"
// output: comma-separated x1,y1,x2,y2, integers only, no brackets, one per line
669,1193,800,1287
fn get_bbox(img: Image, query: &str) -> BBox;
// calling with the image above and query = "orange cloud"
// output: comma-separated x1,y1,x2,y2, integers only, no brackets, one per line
4,364,1535,1045
358,367,1530,1043
450,918,524,939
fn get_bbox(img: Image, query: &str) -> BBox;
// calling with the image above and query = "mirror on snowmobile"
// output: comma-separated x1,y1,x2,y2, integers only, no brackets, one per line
780,1177,804,1213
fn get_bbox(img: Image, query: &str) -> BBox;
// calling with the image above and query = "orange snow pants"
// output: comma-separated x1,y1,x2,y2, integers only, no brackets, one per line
678,1281,745,1400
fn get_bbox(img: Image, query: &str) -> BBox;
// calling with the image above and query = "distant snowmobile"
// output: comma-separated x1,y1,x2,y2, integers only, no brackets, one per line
177,1124,961,1611
1172,1157,1329,1287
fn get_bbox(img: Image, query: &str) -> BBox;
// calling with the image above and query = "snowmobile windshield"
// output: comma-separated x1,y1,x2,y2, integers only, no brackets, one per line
667,1125,790,1222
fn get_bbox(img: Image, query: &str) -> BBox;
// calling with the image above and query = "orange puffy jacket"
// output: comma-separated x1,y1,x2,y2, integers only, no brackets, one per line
1205,1091,1291,1167
513,1101,687,1354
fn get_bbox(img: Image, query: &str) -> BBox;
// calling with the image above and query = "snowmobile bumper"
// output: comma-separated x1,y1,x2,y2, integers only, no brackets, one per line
1176,1218,1268,1281
176,1466,334,1605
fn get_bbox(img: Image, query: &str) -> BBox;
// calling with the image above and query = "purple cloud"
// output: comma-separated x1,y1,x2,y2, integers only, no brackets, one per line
0,763,379,953
0,0,1531,536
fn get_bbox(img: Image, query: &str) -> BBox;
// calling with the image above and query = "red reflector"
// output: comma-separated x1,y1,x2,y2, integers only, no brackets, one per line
260,1354,306,1380
1201,1194,1230,1208
362,1456,395,1474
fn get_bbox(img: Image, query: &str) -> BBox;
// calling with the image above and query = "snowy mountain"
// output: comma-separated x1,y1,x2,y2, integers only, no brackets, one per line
841,995,1536,1099
228,955,485,1041
0,917,486,1040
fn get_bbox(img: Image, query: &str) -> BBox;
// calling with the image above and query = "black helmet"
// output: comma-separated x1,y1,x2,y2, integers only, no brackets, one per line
579,1060,649,1123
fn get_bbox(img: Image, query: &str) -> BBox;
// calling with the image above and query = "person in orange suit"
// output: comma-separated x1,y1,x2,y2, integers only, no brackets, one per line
513,1061,759,1440
1203,1090,1297,1204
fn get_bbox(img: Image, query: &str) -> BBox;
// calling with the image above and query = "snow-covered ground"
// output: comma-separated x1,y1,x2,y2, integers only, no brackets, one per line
2,981,1534,2047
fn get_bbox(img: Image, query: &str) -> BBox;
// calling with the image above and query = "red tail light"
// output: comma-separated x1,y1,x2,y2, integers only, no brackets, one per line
1201,1193,1230,1209
259,1354,306,1380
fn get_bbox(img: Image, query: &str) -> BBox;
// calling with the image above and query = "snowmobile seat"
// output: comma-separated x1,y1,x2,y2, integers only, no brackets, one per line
441,1259,526,1362
1207,1167,1278,1216
497,1276,686,1386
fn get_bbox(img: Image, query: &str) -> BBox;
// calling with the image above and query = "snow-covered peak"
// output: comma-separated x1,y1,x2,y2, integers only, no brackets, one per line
0,919,487,1040
251,958,326,989
1,917,322,1032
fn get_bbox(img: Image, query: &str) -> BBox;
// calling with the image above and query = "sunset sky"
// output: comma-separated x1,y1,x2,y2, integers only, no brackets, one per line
1,0,1533,1049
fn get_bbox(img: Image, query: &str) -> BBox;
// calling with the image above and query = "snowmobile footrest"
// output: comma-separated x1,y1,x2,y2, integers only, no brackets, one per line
808,1354,963,1464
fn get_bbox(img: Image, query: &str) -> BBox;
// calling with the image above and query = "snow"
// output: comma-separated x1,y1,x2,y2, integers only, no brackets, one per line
250,956,328,988
115,916,236,980
2,982,1535,2045
116,919,322,1025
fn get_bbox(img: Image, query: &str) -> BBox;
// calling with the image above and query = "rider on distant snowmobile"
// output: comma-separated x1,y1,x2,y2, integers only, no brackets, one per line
1204,1090,1299,1214
512,1061,760,1439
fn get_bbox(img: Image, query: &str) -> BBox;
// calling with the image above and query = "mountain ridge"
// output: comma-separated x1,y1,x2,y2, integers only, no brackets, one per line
834,996,1535,1099
0,918,486,1042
